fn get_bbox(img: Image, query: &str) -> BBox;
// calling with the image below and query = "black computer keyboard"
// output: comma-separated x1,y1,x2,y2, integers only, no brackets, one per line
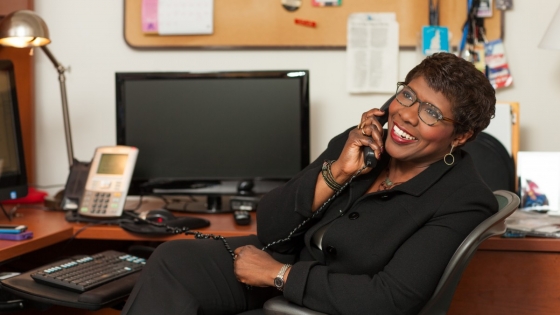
30,250,145,292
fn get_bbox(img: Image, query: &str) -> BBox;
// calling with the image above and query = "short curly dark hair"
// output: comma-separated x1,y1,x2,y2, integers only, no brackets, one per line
404,52,495,142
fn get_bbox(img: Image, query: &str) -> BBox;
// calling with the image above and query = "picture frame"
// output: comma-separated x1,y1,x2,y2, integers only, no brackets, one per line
517,151,560,212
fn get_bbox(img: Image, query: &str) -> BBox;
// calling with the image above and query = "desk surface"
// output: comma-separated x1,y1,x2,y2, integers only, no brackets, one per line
69,210,256,241
0,207,73,262
70,197,257,241
0,199,256,263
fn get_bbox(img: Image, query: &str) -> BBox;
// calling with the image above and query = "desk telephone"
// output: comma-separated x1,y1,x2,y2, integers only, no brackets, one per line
77,146,138,218
362,95,393,168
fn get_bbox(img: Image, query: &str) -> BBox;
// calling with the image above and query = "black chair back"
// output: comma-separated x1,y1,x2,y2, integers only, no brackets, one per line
462,132,515,192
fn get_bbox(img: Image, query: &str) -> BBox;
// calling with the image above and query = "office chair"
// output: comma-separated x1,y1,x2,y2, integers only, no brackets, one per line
462,132,516,192
263,190,520,315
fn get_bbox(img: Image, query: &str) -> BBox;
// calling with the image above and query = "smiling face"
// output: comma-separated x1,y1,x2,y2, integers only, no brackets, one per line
385,76,472,167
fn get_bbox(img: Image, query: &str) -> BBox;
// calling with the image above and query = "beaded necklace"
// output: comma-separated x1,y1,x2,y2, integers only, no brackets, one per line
378,162,404,191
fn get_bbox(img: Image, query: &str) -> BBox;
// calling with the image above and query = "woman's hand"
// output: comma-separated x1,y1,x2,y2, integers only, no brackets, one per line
233,245,286,287
359,107,386,154
332,108,386,178
311,107,387,210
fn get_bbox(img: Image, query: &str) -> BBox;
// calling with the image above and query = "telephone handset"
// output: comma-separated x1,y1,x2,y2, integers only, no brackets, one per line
363,95,395,168
78,146,138,218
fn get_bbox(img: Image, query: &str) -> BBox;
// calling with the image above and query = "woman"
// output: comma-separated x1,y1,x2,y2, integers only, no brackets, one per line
121,52,497,315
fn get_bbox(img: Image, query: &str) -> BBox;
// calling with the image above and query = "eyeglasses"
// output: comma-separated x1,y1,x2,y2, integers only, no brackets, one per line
395,82,460,126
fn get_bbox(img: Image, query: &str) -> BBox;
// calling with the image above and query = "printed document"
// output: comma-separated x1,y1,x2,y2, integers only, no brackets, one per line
346,13,399,94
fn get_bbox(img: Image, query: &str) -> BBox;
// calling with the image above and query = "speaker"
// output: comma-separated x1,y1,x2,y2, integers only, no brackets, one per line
230,195,260,211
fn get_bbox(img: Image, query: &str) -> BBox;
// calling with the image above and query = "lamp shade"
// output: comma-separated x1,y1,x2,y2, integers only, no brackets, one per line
540,6,560,50
0,10,51,48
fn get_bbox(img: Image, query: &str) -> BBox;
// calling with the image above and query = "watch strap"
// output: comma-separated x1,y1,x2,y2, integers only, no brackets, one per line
274,264,292,291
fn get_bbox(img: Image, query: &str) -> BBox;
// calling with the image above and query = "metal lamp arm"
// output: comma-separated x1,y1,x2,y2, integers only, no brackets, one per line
40,45,74,167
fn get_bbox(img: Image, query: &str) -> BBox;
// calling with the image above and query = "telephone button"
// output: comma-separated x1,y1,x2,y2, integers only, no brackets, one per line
99,180,112,189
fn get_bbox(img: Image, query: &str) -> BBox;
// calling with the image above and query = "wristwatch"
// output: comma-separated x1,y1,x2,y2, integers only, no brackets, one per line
274,264,292,291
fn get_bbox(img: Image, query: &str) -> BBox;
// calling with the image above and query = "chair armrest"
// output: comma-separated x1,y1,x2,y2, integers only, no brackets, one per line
263,296,327,315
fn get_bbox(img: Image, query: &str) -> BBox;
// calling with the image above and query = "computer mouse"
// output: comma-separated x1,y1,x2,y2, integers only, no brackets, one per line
139,209,176,223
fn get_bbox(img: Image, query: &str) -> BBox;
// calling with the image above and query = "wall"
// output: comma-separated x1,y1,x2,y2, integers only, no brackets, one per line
32,0,560,195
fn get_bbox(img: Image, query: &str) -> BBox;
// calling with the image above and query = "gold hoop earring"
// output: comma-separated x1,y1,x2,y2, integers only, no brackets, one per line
444,144,455,166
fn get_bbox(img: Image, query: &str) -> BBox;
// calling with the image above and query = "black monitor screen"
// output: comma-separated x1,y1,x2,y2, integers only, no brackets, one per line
0,60,27,202
116,70,310,192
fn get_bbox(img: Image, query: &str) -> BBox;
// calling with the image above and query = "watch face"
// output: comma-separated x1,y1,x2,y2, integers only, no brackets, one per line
274,277,284,288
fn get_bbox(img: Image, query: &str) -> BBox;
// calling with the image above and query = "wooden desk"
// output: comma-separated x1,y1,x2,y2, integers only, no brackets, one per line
69,211,256,241
4,204,560,315
1,199,256,259
449,237,560,315
0,207,73,263
69,197,256,241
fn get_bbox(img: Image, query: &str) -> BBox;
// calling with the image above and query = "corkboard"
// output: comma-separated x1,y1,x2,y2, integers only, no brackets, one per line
123,0,502,49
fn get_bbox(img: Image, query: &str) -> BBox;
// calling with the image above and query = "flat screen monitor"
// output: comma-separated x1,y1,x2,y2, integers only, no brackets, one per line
116,70,309,211
0,60,28,203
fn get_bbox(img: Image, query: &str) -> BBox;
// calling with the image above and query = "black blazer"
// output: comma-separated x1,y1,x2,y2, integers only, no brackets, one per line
257,127,498,315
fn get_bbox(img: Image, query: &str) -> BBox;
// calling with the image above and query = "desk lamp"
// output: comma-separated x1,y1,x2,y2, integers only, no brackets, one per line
0,10,88,210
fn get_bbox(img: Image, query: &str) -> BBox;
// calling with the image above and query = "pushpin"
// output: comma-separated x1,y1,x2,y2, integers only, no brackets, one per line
295,18,317,28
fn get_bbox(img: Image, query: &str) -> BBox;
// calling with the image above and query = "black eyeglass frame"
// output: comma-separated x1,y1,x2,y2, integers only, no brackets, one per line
395,82,460,126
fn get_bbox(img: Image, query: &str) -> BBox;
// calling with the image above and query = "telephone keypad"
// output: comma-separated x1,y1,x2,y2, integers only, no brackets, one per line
80,191,122,216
